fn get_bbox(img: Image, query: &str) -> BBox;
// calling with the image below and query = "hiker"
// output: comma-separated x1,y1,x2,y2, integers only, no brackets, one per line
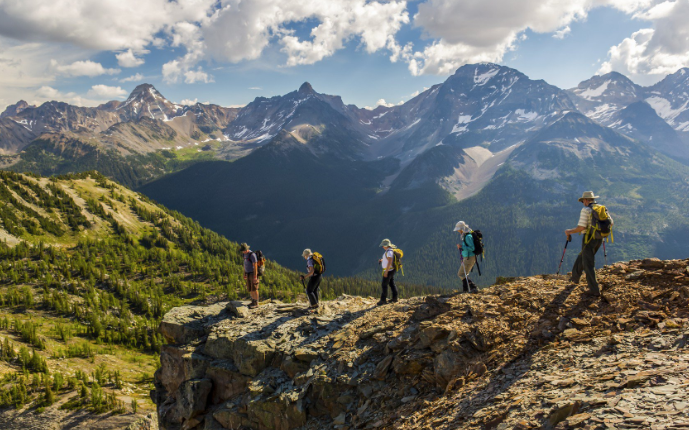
454,221,478,293
565,191,612,297
378,239,399,306
300,249,322,311
240,243,260,309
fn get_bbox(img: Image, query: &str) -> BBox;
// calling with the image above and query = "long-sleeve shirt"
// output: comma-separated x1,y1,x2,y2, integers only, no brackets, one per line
461,233,475,258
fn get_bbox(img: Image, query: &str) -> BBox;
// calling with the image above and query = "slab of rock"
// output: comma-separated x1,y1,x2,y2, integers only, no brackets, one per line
159,302,227,344
154,259,689,430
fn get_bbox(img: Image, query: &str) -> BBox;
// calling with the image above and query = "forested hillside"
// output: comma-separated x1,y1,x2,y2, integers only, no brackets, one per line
0,171,442,420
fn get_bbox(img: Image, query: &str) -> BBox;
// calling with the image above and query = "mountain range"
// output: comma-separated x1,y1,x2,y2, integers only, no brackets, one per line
2,63,689,286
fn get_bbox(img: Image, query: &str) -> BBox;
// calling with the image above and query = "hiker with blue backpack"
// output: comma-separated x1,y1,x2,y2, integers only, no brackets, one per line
564,191,614,298
454,221,480,293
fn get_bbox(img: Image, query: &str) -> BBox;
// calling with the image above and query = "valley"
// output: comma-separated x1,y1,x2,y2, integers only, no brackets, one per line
0,171,439,427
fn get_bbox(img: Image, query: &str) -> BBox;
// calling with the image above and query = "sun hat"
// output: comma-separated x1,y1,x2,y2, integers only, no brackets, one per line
379,238,395,248
578,191,599,202
239,243,250,252
302,248,312,257
453,221,471,233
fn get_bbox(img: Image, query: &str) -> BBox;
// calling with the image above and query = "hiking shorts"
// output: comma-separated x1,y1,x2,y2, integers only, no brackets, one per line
245,274,259,292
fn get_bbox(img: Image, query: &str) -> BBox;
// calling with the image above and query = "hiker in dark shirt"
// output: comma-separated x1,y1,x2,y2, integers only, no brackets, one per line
300,249,321,312
240,243,260,309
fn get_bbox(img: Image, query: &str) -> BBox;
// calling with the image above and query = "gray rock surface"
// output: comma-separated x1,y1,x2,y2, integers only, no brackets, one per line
155,260,689,429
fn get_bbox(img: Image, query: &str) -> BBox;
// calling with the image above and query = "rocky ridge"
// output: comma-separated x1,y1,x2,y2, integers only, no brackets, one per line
154,258,689,430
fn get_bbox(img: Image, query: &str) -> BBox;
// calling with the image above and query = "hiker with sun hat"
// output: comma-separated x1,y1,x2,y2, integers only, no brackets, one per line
565,191,613,298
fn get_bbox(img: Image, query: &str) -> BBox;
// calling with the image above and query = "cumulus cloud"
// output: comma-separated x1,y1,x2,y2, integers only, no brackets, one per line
364,98,404,109
599,0,689,84
163,0,409,79
0,0,215,51
120,73,144,83
33,86,102,106
184,68,214,84
403,0,601,75
50,59,120,77
553,26,571,39
179,98,198,105
87,84,127,99
116,49,147,67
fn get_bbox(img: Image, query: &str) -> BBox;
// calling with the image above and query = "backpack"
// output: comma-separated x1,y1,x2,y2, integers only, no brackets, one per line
586,204,614,244
255,250,266,276
391,248,404,276
463,230,484,258
311,252,326,275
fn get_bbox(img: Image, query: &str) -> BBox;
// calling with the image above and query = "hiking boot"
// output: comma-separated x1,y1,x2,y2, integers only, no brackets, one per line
376,300,388,306
582,290,601,298
390,297,399,303
248,300,258,309
461,279,470,293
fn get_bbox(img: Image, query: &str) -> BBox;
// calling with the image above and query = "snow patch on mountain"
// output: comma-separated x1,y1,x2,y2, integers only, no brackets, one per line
514,109,539,122
645,96,689,126
474,68,500,86
575,80,610,100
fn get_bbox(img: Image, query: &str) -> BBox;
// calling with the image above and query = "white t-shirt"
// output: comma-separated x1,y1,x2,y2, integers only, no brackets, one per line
381,249,394,270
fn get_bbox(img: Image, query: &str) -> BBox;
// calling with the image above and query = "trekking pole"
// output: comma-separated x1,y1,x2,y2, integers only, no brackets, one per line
556,236,571,275
458,248,471,290
603,242,607,266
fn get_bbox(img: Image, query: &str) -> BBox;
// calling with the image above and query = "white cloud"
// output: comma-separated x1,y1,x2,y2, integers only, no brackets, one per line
398,0,656,76
364,98,404,109
599,0,689,84
116,49,147,67
0,0,215,51
179,98,198,105
50,59,120,77
87,84,127,99
553,26,571,39
33,86,102,106
120,73,144,83
163,0,409,78
184,68,213,84
248,87,262,90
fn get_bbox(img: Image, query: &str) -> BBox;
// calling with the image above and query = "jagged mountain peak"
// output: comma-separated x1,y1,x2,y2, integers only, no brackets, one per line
1,100,33,118
298,82,316,95
124,83,167,104
117,83,182,121
450,62,522,84
570,72,641,102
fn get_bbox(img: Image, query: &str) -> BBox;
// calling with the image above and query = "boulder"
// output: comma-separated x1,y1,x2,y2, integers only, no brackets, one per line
159,303,227,344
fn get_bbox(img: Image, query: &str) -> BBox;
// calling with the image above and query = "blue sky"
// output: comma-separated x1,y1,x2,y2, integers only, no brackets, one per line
1,0,687,111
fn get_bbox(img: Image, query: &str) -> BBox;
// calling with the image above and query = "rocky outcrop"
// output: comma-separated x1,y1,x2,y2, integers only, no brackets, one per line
155,259,689,429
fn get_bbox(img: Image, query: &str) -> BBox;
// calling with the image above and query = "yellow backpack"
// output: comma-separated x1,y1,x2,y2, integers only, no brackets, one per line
585,204,614,243
311,252,325,274
391,248,404,275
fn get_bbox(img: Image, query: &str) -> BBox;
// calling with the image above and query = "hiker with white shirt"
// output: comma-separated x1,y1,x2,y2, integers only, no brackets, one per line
377,239,400,306
565,191,614,298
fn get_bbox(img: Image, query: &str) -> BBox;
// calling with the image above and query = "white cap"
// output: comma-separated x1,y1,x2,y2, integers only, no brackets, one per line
453,221,470,233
